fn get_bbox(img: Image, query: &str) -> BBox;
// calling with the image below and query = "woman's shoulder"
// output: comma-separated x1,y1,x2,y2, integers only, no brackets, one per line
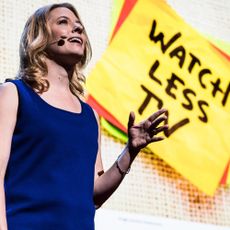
3,77,22,85
0,80,19,128
79,96,99,122
0,79,19,109
0,80,18,96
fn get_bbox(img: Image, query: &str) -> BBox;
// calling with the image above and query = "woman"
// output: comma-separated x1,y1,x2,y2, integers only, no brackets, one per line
0,3,168,230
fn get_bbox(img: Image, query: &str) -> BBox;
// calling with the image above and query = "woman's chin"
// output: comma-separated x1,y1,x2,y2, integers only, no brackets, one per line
50,52,84,66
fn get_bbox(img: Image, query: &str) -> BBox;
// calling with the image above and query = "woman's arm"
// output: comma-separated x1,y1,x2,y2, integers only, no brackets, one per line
93,109,168,208
0,83,18,230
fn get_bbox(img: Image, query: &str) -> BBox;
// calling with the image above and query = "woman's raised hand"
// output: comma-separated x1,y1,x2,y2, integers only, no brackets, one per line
127,108,168,156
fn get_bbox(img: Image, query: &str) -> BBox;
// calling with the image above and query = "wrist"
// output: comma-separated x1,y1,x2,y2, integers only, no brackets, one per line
115,145,133,177
115,157,131,177
127,142,140,159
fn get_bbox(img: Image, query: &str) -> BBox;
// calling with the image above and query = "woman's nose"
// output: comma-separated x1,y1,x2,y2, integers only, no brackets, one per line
72,25,84,34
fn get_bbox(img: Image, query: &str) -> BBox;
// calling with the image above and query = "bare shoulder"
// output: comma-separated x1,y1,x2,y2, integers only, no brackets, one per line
0,81,18,112
0,82,18,179
0,81,18,94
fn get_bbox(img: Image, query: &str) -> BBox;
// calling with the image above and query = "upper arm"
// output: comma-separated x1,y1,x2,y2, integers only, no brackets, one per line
0,82,18,181
93,109,104,182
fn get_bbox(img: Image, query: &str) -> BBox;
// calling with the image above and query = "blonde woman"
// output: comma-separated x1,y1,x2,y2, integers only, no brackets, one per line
0,3,168,230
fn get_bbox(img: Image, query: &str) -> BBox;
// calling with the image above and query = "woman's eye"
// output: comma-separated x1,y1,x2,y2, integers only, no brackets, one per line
58,19,68,25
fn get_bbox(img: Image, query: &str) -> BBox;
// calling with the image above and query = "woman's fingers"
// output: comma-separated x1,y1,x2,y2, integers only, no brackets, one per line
149,115,167,130
151,136,165,142
147,108,167,122
155,124,168,134
147,109,168,137
149,124,168,136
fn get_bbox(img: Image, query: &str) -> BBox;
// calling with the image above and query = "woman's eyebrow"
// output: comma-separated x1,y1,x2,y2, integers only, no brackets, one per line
56,15,81,24
57,15,68,20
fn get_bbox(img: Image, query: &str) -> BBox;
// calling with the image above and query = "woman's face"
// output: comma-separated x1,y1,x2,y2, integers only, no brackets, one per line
46,7,87,65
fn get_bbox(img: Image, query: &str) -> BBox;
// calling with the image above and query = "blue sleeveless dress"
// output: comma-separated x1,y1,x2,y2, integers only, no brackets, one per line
4,79,98,230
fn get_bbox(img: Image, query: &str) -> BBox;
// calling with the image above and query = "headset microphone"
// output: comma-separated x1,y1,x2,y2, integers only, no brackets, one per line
57,39,65,46
50,36,67,46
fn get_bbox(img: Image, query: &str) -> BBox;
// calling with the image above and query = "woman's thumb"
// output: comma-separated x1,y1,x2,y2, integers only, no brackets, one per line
128,111,135,129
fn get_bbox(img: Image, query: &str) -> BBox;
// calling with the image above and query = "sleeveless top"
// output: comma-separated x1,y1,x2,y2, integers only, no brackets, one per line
4,79,98,230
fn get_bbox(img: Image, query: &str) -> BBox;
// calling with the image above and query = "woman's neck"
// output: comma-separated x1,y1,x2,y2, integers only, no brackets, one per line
45,57,74,91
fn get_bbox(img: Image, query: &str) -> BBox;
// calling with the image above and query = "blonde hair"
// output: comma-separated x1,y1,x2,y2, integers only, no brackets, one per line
18,3,92,96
